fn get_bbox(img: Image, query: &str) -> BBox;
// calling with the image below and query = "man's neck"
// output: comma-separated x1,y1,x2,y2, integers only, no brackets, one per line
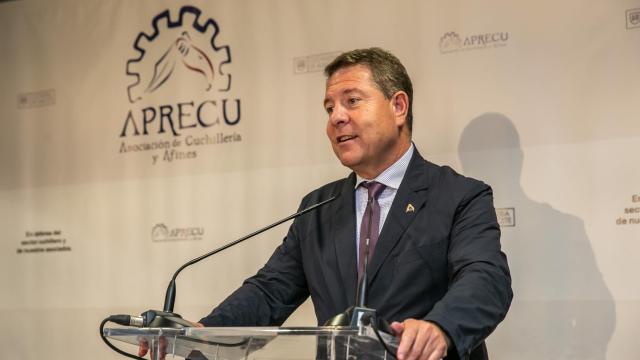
355,142,414,185
355,140,412,180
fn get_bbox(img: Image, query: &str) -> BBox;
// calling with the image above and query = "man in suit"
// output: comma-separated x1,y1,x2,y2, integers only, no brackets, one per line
143,48,512,360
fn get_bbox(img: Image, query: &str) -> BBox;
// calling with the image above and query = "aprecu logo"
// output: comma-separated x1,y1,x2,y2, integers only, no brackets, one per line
152,223,204,242
439,30,509,54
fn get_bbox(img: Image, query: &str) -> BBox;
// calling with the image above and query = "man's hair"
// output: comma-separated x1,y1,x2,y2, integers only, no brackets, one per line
324,47,414,132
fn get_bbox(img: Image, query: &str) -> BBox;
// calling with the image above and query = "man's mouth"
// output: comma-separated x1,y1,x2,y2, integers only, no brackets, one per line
337,135,357,143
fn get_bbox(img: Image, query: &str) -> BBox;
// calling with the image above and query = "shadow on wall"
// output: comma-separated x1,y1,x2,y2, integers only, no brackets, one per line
458,113,615,359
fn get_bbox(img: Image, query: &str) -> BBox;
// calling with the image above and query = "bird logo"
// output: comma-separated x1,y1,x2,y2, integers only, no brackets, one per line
144,31,215,94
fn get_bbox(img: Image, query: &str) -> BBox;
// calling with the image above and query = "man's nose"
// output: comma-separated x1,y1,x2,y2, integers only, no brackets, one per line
329,104,348,127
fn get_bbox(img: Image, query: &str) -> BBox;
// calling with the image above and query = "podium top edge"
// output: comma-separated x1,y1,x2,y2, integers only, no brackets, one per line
104,326,360,338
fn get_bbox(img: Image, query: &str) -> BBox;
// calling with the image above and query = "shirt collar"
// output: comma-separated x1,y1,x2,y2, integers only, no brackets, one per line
355,143,415,190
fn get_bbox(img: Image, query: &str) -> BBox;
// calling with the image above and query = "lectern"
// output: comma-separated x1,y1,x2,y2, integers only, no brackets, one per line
104,326,397,360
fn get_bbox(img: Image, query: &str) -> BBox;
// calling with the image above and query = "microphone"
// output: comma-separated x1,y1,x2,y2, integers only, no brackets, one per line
138,194,339,328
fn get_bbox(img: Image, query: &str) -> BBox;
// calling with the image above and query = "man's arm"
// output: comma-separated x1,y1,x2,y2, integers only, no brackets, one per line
425,183,512,358
392,182,512,359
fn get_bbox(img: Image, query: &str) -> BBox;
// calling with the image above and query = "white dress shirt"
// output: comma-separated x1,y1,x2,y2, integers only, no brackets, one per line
354,143,414,265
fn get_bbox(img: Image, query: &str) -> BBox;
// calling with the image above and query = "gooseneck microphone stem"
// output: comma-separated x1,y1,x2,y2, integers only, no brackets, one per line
356,239,369,307
162,195,338,313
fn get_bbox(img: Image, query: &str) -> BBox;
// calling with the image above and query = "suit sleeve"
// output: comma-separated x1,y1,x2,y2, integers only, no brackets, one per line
423,183,513,359
199,205,311,327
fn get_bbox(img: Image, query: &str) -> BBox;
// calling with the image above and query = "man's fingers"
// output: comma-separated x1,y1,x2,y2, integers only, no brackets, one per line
425,340,447,360
426,347,447,360
407,325,429,360
394,319,451,360
158,336,168,360
396,321,418,360
138,340,149,357
390,321,405,336
138,347,147,357
139,336,170,360
424,326,448,360
430,323,450,360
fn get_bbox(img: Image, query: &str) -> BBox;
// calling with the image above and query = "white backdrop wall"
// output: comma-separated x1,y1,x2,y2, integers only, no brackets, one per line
1,0,638,359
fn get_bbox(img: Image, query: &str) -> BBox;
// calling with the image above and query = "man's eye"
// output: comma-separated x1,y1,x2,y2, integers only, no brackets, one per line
348,98,360,105
325,106,334,114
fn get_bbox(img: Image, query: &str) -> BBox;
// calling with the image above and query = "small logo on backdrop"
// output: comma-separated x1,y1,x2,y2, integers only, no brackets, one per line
627,8,640,29
151,223,204,242
17,89,56,109
439,31,509,54
120,6,242,165
496,208,516,227
293,51,341,74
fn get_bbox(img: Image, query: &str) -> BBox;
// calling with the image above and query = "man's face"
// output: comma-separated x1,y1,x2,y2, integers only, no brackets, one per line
324,65,409,179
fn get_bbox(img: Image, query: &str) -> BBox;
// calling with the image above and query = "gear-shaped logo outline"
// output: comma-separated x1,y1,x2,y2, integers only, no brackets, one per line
126,5,231,104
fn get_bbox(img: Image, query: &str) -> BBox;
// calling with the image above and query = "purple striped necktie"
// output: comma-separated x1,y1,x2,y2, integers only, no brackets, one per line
358,181,386,279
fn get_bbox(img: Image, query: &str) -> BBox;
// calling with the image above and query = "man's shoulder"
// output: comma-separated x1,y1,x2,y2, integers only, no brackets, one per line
412,153,490,195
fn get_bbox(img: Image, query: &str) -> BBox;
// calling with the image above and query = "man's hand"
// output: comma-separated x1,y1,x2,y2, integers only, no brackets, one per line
138,322,204,359
390,319,451,360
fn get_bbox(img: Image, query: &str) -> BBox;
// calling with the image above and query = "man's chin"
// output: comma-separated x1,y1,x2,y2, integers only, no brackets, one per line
337,156,359,169
332,147,365,170
337,157,365,174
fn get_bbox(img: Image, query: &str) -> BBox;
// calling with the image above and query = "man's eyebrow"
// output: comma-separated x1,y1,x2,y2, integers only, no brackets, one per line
324,88,366,107
342,88,362,96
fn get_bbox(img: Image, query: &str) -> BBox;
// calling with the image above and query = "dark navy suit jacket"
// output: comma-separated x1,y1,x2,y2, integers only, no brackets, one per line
200,150,512,359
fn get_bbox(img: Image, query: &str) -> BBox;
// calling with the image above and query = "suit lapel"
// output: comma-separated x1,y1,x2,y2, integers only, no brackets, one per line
331,173,359,306
367,151,433,284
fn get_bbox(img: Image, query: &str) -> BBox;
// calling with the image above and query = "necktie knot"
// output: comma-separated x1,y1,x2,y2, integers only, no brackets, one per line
361,181,386,201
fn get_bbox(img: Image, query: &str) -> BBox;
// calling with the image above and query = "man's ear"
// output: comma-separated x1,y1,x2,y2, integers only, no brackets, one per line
391,91,409,124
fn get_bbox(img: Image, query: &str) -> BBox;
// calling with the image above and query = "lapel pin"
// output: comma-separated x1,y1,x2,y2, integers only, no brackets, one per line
405,203,415,213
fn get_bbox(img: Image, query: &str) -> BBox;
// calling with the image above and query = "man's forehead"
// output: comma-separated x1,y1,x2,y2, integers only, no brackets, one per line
324,65,375,98
325,86,363,97
326,64,373,86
